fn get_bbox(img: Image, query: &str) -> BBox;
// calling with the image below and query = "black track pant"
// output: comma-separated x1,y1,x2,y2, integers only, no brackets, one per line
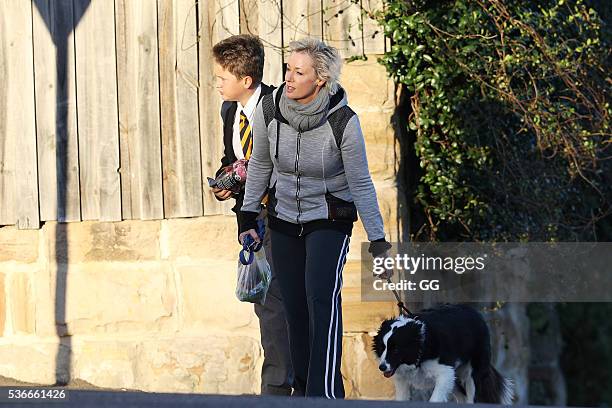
270,228,350,398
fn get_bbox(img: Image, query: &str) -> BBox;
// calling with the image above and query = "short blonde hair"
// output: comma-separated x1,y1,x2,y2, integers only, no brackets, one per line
288,38,342,94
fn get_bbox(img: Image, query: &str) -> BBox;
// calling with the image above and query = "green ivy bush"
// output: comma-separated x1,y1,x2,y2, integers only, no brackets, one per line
376,0,610,242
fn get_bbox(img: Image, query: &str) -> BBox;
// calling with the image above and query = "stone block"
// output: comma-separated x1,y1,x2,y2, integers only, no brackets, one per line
339,259,398,333
358,112,397,178
0,334,261,394
0,226,38,263
358,110,395,145
9,272,35,334
0,273,4,335
342,333,395,399
343,61,397,179
163,216,239,262
33,266,56,337
342,286,396,333
37,262,176,335
131,335,261,394
71,335,261,394
342,60,395,111
178,261,258,332
72,339,138,390
44,220,161,264
0,340,56,384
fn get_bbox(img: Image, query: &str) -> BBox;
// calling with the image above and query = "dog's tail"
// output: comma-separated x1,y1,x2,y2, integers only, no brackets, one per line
474,364,514,405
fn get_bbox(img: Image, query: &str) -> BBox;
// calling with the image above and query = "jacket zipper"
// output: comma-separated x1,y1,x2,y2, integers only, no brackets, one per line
295,132,303,235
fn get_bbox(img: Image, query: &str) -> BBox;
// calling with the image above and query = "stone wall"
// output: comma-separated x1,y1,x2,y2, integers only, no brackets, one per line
0,60,399,399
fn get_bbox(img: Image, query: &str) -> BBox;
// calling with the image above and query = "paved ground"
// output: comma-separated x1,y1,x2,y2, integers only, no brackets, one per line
0,388,466,407
0,377,468,407
0,376,565,408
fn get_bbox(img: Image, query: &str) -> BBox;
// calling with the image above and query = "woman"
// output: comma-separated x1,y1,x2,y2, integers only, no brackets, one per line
239,38,391,398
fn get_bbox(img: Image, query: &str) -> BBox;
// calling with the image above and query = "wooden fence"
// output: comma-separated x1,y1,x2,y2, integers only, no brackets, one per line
0,0,385,229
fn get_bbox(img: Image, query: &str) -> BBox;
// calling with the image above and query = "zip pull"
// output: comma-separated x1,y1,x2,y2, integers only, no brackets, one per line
299,223,304,237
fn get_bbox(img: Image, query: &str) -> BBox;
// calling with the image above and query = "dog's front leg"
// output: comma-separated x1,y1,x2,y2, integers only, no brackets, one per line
393,372,412,401
428,365,456,403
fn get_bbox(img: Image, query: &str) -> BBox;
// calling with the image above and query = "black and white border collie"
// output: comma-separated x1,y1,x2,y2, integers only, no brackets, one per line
373,304,514,404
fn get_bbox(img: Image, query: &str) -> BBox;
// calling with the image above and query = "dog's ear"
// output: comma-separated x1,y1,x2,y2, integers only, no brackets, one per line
375,318,395,336
372,317,397,356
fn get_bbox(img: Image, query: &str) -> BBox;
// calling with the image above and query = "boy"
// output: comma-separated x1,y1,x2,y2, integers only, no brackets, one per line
212,34,293,396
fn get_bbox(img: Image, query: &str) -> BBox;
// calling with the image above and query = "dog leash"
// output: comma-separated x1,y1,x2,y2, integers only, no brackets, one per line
383,275,427,368
387,277,425,367
385,277,423,367
386,277,415,318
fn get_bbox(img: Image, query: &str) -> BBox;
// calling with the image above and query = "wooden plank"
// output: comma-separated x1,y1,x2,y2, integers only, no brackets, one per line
239,0,258,36
239,0,283,86
0,2,16,226
0,0,40,229
198,0,239,216
282,0,323,43
74,0,121,221
259,0,283,85
116,0,164,220
158,0,203,218
214,0,239,39
322,0,364,59
32,0,81,223
360,0,385,55
240,0,283,85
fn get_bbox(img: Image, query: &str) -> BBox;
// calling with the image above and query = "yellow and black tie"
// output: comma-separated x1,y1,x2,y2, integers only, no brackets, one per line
240,110,253,160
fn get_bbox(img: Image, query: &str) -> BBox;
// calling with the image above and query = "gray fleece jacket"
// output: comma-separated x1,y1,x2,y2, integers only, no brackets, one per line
240,85,386,242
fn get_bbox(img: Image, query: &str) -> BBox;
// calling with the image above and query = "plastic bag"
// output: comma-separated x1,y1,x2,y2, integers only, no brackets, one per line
235,231,271,305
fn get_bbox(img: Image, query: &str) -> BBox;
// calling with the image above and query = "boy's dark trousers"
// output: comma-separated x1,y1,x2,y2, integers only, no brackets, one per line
254,209,293,395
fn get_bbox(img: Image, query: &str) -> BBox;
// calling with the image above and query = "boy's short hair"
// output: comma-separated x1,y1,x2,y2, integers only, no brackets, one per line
212,34,265,86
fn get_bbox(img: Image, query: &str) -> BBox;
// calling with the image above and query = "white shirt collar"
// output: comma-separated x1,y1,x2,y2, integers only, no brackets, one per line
237,84,262,123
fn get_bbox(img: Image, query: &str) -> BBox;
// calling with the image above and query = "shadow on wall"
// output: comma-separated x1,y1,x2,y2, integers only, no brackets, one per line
32,0,92,385
390,83,423,246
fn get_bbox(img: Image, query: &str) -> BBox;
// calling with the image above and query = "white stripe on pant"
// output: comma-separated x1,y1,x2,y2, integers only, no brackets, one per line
325,236,349,398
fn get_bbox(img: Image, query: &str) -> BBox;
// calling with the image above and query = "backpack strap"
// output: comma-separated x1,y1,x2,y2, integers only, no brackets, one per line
327,105,356,149
261,93,276,128
261,83,286,159
274,85,284,158
262,83,284,127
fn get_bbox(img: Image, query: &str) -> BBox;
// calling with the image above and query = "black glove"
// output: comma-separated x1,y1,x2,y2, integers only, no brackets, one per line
368,239,392,258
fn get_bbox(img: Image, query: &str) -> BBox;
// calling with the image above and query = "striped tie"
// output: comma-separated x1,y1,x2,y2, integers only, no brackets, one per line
240,110,253,159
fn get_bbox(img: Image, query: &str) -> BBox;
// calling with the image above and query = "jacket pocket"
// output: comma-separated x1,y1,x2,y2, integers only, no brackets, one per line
325,192,358,222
